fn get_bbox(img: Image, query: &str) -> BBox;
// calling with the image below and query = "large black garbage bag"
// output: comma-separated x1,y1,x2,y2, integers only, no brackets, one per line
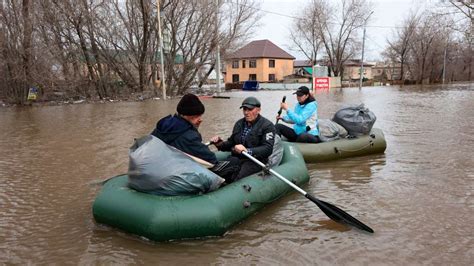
332,104,376,136
128,135,225,196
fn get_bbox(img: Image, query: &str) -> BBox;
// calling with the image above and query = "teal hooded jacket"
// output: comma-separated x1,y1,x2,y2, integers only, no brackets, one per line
282,97,319,136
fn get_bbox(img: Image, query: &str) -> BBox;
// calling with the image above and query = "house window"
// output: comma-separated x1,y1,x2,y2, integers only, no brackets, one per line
269,59,275,68
269,74,276,81
232,74,239,83
249,74,257,81
242,60,246,68
232,60,239,68
249,59,257,68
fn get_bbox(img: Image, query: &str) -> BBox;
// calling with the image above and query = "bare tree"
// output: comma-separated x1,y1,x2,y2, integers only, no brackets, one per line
158,1,213,95
448,0,473,20
0,0,34,103
161,0,260,95
409,13,448,83
289,6,322,65
21,0,33,103
292,0,370,78
62,1,103,97
88,0,160,95
81,0,108,98
384,13,419,81
36,0,93,97
430,0,473,82
132,0,155,92
0,0,262,104
446,0,473,81
383,2,472,84
197,0,261,88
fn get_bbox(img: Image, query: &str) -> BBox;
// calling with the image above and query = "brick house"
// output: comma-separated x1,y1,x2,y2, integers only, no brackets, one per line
224,40,295,84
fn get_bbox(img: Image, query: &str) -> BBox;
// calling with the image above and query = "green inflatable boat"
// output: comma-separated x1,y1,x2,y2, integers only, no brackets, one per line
296,128,387,163
92,142,309,242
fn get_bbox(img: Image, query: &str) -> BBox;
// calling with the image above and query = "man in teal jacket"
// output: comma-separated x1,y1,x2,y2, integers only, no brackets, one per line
276,86,321,143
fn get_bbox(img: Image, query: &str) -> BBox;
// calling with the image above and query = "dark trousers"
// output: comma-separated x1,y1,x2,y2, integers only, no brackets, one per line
212,156,263,183
210,156,241,182
232,158,262,182
275,124,321,143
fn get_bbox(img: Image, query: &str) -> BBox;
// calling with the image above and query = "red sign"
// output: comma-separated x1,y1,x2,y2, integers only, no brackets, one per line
314,77,329,90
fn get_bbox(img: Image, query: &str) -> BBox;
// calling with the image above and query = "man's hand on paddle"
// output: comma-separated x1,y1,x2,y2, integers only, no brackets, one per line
232,144,247,154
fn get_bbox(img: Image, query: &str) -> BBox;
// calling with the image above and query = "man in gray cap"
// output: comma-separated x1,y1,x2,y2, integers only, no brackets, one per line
211,96,276,182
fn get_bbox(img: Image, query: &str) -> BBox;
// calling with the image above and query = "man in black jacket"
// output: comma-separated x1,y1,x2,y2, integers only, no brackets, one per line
211,96,276,182
151,93,239,179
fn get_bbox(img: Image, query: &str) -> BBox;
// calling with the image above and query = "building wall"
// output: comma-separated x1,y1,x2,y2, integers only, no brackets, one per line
373,65,402,81
343,66,373,80
224,58,294,83
386,67,402,80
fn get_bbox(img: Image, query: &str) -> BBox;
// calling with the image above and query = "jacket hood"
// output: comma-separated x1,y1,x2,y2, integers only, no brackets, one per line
152,114,193,143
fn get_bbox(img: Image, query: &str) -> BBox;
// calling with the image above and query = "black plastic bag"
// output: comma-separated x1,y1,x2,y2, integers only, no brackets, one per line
332,104,376,136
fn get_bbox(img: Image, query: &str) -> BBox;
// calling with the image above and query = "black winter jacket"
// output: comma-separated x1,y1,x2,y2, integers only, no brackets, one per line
151,114,217,164
218,115,276,163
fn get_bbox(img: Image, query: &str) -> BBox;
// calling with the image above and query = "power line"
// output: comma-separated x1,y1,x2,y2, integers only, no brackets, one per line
366,35,388,51
226,0,408,29
227,0,470,30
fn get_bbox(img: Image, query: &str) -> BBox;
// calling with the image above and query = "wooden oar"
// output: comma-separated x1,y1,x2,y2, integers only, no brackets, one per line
276,96,286,124
242,151,374,233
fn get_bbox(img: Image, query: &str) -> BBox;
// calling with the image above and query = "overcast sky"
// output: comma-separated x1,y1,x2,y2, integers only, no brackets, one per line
252,0,434,61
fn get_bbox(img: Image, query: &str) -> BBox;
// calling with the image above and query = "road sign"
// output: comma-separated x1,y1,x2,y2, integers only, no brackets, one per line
27,87,38,100
314,77,329,90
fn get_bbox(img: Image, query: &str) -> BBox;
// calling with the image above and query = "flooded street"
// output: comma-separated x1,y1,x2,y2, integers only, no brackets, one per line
0,84,472,265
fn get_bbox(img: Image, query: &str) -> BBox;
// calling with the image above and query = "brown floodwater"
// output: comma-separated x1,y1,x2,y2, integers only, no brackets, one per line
0,84,472,265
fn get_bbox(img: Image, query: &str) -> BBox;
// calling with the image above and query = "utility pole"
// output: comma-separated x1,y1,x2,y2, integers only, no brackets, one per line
442,40,448,84
215,0,222,93
469,8,473,82
156,0,167,100
359,11,374,90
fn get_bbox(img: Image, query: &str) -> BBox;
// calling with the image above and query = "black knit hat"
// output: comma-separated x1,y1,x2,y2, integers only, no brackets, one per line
177,94,205,115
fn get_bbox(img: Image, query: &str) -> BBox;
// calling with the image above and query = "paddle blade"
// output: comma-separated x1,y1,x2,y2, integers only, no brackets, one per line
305,193,374,233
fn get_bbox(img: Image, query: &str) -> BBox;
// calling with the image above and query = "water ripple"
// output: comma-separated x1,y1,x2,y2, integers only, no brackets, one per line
0,85,473,264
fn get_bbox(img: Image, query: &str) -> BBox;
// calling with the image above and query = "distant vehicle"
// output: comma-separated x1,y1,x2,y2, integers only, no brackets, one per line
242,80,259,91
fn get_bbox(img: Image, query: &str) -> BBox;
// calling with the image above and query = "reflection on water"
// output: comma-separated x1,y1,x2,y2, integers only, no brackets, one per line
0,84,473,264
308,154,387,190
